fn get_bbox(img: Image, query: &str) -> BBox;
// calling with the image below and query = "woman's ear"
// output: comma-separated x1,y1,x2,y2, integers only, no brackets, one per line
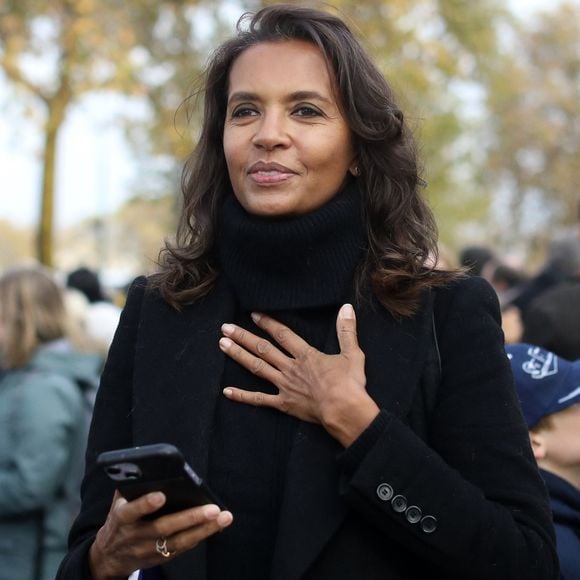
349,160,360,177
529,431,547,461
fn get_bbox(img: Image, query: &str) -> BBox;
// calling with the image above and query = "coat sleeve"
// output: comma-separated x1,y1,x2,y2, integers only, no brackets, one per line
0,375,83,515
56,277,147,580
338,276,559,579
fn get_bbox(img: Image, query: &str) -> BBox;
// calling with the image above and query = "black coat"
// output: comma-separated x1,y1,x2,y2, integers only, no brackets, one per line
58,276,558,579
541,469,580,580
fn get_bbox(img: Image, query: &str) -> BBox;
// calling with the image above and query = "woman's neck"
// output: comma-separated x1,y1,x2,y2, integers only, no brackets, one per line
218,183,367,311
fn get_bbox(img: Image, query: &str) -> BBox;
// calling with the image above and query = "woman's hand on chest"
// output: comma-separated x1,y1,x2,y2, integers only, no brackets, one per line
219,304,380,447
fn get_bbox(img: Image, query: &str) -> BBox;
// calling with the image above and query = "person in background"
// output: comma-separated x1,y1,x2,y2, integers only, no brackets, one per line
507,343,580,580
510,231,580,322
521,283,580,360
521,240,580,360
488,263,529,307
458,245,494,277
66,267,121,356
484,260,530,344
0,267,102,580
58,5,557,579
494,232,580,346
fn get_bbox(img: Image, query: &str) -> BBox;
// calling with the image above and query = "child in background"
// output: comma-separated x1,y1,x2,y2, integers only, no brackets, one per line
507,343,580,580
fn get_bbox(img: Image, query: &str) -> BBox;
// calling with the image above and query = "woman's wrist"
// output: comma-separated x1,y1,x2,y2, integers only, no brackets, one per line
322,393,380,448
89,537,125,580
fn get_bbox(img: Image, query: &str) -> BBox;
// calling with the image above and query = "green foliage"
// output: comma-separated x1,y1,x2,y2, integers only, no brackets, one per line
483,3,580,250
0,0,209,265
1,0,577,268
282,0,509,248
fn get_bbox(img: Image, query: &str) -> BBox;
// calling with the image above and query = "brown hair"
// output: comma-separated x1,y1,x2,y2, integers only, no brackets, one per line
152,4,459,317
530,415,555,434
0,267,69,369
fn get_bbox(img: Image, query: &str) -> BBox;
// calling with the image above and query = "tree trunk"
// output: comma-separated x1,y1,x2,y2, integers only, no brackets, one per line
37,89,70,267
38,120,59,266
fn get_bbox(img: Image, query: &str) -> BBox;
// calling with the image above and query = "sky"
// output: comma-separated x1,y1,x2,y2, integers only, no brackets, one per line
0,92,139,227
0,0,575,229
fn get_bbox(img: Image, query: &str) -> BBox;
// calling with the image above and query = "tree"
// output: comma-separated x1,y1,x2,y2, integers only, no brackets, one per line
483,2,580,251
0,0,209,266
256,0,508,248
0,219,34,268
3,0,575,270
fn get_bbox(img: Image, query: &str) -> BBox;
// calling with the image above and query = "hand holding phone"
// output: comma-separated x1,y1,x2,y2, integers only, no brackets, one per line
91,444,232,578
97,443,225,519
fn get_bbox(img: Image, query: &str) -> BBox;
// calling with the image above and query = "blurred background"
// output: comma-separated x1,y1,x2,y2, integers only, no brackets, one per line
1,0,579,293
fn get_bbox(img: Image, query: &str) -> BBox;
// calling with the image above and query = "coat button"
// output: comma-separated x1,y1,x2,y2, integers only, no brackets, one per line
421,515,438,534
391,494,408,513
376,483,394,502
405,505,422,524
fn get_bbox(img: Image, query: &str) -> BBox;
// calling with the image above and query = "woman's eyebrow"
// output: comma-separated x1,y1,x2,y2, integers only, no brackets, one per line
286,91,332,104
228,90,332,105
228,91,260,105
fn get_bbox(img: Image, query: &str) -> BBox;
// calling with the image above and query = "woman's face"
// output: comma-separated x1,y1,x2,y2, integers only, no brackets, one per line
541,403,580,470
223,40,356,218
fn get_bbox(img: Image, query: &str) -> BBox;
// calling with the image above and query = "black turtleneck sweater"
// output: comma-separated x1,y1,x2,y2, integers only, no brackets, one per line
206,184,366,580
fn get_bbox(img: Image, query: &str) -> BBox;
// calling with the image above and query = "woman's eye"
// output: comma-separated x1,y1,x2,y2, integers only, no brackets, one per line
231,107,258,118
294,106,322,117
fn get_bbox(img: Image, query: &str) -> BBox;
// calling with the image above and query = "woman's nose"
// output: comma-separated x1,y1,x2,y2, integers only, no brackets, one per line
251,112,291,150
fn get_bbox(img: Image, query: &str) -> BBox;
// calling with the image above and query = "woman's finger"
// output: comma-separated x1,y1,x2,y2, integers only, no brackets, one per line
114,491,166,525
223,387,281,411
219,336,282,384
250,313,313,359
336,304,360,354
220,322,289,369
146,504,227,537
156,511,233,560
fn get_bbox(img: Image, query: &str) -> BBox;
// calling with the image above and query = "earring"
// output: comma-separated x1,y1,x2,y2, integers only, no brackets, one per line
350,165,360,177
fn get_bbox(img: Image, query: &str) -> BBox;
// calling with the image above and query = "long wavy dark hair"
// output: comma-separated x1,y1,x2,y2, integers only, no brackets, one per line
152,4,459,317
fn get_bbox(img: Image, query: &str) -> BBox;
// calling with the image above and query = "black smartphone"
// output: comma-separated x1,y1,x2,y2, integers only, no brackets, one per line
97,443,225,518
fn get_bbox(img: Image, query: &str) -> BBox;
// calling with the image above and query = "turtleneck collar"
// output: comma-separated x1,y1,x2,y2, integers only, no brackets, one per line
218,182,367,311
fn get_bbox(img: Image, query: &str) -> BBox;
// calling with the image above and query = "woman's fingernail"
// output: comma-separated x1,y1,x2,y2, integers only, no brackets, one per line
217,511,233,527
223,388,233,397
340,304,355,319
221,323,235,335
219,337,232,350
149,492,165,507
251,312,261,323
204,505,220,518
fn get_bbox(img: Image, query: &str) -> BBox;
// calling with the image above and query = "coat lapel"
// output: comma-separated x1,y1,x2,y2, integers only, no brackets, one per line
131,278,236,580
360,292,434,414
272,293,434,580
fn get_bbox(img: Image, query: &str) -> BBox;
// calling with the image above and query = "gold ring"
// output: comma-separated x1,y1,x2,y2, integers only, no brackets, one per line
155,536,172,558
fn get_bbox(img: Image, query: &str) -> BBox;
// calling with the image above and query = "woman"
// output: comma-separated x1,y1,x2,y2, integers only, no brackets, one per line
58,5,558,579
0,267,101,580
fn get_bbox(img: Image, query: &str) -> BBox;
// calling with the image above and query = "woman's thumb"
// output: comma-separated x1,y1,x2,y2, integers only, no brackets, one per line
336,304,358,352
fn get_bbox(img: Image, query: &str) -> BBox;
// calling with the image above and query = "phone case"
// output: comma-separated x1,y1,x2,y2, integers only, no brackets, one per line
97,443,225,517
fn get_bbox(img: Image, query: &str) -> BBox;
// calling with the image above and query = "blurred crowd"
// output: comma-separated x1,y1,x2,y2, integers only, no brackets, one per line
0,227,578,578
0,265,124,579
456,229,580,579
456,228,580,360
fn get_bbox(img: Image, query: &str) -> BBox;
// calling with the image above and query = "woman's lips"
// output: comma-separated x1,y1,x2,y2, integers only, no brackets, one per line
248,162,297,185
249,170,295,184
